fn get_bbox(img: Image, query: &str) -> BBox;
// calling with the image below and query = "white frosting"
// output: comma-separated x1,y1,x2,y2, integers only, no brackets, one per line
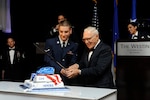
24,74,64,91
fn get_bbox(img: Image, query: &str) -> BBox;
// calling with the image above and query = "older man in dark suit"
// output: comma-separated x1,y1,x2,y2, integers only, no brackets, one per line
44,20,78,85
66,26,114,88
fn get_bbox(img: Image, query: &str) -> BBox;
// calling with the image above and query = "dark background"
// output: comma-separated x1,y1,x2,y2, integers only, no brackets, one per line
1,0,150,72
8,0,150,46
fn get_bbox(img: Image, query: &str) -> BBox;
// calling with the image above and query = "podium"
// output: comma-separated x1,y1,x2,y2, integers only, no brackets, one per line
116,40,150,100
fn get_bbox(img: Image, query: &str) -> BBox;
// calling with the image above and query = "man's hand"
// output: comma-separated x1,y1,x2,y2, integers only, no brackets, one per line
60,64,80,78
60,68,67,76
55,24,59,30
67,63,79,70
66,67,80,79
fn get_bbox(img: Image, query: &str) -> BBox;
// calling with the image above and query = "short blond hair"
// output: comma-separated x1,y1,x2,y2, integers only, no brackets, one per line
59,20,72,28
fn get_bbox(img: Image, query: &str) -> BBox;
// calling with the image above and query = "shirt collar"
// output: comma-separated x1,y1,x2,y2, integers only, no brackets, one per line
9,46,15,50
58,36,69,47
94,39,100,49
134,31,138,36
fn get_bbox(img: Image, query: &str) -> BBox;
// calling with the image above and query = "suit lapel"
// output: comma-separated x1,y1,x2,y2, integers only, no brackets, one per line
89,41,102,62
85,52,89,67
7,50,11,64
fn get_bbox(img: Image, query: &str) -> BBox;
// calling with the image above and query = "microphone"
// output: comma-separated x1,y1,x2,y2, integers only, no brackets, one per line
33,43,66,69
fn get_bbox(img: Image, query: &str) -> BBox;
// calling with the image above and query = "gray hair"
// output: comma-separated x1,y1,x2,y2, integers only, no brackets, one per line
84,26,99,35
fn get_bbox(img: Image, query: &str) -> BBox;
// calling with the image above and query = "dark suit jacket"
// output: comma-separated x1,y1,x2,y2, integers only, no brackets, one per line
78,41,114,88
1,46,26,81
44,36,78,73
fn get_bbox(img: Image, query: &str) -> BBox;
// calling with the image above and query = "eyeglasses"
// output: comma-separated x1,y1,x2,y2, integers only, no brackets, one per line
82,34,96,42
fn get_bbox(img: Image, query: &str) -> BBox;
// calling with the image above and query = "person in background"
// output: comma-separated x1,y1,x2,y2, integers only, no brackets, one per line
65,26,114,88
127,22,150,39
48,14,67,38
44,20,78,85
1,36,27,82
48,14,79,43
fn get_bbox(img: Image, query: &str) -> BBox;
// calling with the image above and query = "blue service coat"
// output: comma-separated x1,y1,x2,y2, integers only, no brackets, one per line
44,37,78,73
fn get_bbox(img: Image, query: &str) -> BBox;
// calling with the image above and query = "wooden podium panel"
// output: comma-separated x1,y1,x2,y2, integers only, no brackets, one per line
116,40,150,100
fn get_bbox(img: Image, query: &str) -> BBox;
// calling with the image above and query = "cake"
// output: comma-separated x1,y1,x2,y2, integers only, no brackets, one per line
23,67,65,91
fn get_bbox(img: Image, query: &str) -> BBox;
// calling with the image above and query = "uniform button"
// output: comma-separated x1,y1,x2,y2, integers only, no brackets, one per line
62,59,65,61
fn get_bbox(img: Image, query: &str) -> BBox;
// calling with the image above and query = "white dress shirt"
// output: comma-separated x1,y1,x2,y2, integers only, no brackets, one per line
9,47,15,64
132,31,138,39
88,39,100,61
